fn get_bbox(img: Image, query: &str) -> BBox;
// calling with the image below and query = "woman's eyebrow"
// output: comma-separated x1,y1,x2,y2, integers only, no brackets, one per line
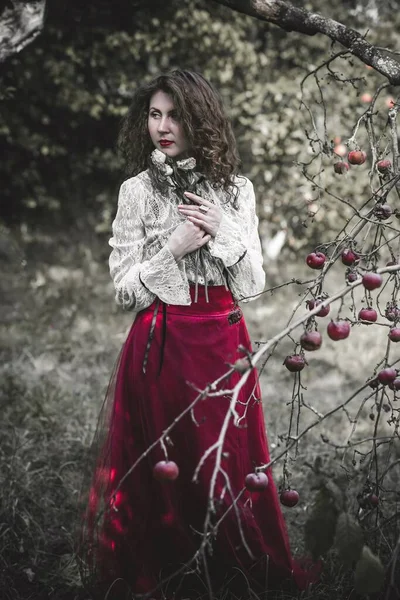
149,107,176,113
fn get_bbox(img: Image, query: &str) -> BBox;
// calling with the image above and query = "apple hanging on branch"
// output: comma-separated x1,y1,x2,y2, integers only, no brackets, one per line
280,489,300,507
341,249,360,266
306,252,326,269
153,460,180,482
307,298,330,317
284,354,307,372
358,308,378,323
300,330,323,351
377,368,397,386
362,273,382,291
333,161,349,175
377,159,392,173
245,472,269,492
327,320,351,341
347,150,367,165
388,328,400,342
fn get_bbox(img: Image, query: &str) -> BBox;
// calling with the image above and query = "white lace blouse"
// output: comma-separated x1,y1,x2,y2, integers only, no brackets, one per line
109,150,265,312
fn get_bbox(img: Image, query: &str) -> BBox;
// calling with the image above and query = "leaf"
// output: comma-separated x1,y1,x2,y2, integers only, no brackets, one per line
334,512,364,566
354,546,385,595
304,486,339,560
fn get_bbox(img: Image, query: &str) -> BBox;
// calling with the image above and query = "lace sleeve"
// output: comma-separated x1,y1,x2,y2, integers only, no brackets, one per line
223,178,266,302
208,212,247,267
109,178,190,311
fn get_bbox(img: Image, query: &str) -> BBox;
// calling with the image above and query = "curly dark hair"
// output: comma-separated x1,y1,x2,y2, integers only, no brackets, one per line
117,69,242,203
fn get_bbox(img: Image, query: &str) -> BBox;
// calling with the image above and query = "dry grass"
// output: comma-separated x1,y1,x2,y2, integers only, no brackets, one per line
0,230,399,599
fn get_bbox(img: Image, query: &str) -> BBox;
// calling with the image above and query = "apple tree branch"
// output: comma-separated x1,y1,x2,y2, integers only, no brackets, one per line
210,0,400,85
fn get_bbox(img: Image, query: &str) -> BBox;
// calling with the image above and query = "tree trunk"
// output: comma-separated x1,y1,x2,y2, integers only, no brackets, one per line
0,0,46,62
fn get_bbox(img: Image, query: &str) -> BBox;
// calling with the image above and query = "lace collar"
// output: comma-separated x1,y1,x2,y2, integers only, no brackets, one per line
150,148,196,177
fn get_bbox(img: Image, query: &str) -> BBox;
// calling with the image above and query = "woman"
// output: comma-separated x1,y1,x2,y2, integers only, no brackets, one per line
79,69,313,599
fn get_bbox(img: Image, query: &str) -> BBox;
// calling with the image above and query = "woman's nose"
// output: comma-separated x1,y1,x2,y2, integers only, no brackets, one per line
158,116,170,133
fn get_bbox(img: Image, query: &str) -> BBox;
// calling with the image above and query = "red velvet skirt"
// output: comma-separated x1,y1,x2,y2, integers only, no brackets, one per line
79,285,316,598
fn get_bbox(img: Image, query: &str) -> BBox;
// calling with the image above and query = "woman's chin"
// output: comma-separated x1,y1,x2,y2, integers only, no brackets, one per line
158,146,191,160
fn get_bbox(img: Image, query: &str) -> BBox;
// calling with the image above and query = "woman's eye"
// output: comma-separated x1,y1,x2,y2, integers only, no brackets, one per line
149,111,179,121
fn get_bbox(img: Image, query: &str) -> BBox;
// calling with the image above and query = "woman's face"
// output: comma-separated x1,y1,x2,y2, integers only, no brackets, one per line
148,90,191,160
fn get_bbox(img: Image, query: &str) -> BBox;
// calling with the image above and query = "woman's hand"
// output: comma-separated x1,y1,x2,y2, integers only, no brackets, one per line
167,220,211,262
177,191,222,238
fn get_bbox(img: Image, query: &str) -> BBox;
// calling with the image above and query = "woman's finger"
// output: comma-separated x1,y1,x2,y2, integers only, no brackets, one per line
183,191,212,207
178,205,208,212
186,215,205,227
178,207,210,220
200,234,212,246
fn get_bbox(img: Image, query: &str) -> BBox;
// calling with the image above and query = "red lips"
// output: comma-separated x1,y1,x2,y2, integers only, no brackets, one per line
160,140,174,147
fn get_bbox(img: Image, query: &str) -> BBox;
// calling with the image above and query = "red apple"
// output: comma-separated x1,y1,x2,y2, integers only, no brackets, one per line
385,303,400,322
377,368,397,385
377,159,392,173
300,331,322,351
389,328,400,342
334,161,349,174
389,378,400,391
327,320,351,340
307,298,330,317
348,150,367,165
306,252,326,269
280,489,299,507
245,472,269,492
374,203,393,220
369,494,379,507
362,273,382,290
153,460,179,482
341,248,360,266
347,270,360,283
284,354,306,372
358,307,378,322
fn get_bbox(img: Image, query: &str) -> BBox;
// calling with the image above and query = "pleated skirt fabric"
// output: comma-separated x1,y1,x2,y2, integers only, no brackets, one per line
79,285,315,599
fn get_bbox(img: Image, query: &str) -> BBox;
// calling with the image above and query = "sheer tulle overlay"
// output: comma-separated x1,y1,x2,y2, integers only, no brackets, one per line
78,285,317,598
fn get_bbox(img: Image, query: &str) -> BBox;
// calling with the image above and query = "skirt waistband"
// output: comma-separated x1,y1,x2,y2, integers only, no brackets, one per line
143,285,236,316
139,286,242,375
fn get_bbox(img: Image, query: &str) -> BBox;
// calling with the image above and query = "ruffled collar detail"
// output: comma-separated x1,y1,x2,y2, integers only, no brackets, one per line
150,149,196,177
